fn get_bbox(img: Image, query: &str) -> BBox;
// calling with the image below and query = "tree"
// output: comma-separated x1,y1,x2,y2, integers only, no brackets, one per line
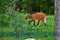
15,0,54,15
55,0,60,40
0,0,21,40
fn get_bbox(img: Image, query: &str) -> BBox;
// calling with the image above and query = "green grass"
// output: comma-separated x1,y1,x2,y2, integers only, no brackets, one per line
0,12,54,40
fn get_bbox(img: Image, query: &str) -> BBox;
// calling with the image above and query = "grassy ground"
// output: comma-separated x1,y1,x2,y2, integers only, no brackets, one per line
0,12,54,40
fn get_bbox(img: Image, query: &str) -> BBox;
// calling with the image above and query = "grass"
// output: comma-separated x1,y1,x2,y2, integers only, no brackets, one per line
0,12,54,40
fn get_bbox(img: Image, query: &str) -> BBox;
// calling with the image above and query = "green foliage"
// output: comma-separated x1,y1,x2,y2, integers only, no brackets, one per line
0,0,18,27
0,13,54,40
9,11,23,27
0,0,54,40
16,0,54,15
0,12,10,27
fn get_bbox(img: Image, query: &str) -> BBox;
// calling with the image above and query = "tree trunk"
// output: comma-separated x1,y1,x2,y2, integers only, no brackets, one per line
55,0,60,40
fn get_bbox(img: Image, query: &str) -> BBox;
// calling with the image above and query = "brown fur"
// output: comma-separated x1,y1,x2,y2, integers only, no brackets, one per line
25,12,46,26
